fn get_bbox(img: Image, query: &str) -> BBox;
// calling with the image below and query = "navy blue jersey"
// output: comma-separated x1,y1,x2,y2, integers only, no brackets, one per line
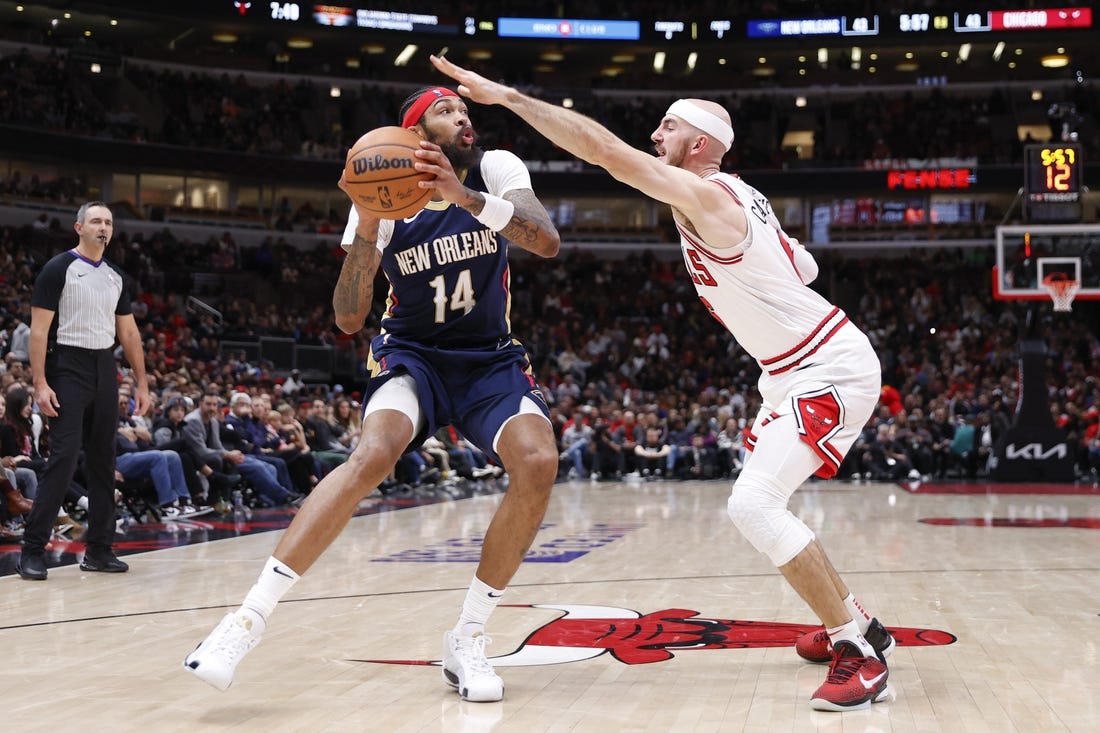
378,163,511,348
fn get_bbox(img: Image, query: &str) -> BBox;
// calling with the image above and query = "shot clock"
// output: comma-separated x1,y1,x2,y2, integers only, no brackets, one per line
1024,143,1083,223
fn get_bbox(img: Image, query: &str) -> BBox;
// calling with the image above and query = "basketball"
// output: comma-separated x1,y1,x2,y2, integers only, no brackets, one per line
343,126,434,220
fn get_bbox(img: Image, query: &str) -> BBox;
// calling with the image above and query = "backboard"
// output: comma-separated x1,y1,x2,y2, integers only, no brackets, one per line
992,224,1100,303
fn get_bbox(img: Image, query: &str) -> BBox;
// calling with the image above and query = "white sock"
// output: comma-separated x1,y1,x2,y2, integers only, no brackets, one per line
453,576,504,638
827,620,875,658
843,593,872,634
238,556,300,635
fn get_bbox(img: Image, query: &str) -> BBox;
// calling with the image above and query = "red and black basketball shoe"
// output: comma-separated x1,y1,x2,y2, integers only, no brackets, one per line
795,617,896,663
809,640,890,712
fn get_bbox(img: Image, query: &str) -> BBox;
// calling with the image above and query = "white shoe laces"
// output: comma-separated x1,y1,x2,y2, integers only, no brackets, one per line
452,634,496,676
209,616,258,662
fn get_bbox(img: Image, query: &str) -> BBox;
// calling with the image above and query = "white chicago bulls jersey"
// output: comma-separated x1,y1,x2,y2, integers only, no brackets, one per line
678,172,882,479
676,172,845,376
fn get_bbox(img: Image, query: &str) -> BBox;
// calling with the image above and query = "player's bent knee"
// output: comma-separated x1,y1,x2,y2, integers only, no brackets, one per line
344,432,404,475
727,470,814,567
502,442,558,486
520,444,559,479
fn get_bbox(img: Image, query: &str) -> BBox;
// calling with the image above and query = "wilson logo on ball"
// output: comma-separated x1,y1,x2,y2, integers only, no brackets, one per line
352,154,416,175
344,126,433,220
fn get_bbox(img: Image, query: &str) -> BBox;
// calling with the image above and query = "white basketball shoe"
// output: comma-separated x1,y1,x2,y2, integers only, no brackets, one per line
442,631,504,702
183,612,262,690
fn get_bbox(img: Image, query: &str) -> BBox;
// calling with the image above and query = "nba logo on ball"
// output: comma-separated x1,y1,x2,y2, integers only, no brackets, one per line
344,126,434,220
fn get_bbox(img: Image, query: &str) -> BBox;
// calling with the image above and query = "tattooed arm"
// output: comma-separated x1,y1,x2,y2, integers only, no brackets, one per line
477,187,560,258
447,186,560,258
413,143,561,259
333,217,382,334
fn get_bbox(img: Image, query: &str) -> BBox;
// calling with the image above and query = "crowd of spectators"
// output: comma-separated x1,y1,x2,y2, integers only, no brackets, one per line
2,202,1098,542
2,48,1096,172
525,248,1099,484
1,16,1099,541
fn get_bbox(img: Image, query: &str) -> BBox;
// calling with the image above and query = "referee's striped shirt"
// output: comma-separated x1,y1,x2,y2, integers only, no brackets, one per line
31,249,132,350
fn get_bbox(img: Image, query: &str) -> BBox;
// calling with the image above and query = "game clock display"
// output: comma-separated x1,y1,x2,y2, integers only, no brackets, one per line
268,2,301,21
1024,143,1083,222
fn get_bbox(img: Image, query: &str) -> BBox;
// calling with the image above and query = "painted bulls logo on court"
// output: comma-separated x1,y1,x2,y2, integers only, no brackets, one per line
353,604,956,668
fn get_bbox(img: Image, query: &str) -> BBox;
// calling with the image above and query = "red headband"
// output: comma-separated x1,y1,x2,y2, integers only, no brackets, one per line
401,87,459,128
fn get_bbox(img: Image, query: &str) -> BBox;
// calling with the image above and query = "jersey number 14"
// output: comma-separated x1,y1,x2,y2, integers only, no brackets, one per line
428,269,476,323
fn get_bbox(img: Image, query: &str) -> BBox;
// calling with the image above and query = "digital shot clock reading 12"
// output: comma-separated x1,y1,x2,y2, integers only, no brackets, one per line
1025,143,1082,203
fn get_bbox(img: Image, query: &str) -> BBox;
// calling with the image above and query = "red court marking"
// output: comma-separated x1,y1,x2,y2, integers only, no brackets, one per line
899,481,1100,495
920,517,1100,529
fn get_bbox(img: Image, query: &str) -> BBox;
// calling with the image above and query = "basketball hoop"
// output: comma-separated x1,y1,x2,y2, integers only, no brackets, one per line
1041,273,1080,312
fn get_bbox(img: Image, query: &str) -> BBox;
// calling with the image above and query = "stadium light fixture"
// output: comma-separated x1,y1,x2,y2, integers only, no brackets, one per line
394,44,417,66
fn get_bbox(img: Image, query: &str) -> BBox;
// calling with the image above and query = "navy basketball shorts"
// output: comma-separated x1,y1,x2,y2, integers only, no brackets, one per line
362,333,550,462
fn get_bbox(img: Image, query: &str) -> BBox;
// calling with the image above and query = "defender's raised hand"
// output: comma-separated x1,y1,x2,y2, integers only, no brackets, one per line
429,55,511,107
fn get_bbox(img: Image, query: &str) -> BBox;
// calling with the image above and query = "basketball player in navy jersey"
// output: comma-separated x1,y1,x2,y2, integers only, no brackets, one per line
185,87,561,702
429,56,895,713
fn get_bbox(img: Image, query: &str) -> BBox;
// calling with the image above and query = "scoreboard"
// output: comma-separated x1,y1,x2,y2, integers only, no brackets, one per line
745,6,1091,39
900,8,1092,34
207,3,1094,41
1024,144,1084,223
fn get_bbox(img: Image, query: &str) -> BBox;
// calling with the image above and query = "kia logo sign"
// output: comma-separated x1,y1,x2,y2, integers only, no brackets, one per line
1004,443,1067,460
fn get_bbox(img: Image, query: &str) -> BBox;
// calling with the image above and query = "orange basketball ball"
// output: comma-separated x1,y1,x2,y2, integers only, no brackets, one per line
343,126,433,220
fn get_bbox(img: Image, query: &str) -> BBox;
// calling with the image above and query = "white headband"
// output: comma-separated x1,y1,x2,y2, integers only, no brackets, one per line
666,99,734,152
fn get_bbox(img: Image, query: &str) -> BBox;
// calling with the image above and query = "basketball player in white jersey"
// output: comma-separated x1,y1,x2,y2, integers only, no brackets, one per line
431,55,896,712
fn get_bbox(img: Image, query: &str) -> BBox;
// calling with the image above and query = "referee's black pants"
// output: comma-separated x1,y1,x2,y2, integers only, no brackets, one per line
22,346,119,554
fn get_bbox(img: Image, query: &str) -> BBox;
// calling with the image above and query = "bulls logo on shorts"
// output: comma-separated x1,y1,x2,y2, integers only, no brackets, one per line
792,386,846,477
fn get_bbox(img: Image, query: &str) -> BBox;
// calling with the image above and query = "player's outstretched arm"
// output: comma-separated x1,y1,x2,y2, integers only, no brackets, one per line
430,54,705,215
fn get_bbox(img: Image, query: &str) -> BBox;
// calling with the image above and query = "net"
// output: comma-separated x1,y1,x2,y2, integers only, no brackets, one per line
1040,275,1080,312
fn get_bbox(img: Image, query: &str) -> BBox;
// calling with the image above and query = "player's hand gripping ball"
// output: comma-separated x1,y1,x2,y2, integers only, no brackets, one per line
343,126,434,219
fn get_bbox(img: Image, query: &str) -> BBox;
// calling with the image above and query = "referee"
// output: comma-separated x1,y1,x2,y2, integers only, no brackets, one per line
17,202,150,580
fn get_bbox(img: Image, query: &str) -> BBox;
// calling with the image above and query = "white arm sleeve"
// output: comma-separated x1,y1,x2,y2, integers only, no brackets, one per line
479,149,532,197
340,206,394,252
789,238,819,285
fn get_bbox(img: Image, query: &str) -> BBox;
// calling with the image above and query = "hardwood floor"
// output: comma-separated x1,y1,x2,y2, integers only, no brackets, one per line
3,477,1098,732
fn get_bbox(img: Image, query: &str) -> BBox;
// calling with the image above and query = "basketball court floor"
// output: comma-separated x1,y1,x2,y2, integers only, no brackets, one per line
3,475,1098,732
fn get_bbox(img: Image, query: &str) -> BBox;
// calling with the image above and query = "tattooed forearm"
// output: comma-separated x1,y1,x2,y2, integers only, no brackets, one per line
499,217,541,247
502,189,560,257
460,187,559,257
333,230,381,333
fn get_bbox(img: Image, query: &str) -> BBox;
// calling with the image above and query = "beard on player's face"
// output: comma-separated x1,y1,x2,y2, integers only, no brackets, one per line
439,139,481,170
423,125,481,170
